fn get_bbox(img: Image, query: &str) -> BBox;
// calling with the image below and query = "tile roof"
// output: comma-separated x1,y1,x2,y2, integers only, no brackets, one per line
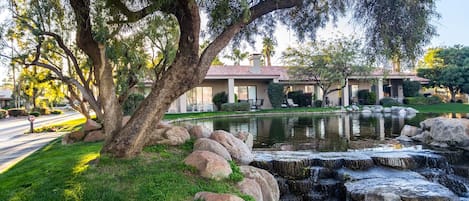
207,65,287,79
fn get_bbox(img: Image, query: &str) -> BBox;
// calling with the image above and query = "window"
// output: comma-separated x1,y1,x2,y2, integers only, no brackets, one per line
234,86,257,101
186,87,212,111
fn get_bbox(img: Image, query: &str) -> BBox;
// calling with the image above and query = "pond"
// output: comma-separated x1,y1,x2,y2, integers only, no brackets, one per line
181,112,469,152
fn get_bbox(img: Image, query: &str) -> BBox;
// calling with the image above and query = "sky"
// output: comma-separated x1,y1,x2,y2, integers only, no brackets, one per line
1,0,469,83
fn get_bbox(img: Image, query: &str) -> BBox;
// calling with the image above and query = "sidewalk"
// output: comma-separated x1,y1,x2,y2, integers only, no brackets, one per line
0,132,64,173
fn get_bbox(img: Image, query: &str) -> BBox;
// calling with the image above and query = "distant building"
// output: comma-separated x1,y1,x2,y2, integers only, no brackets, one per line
0,89,12,108
135,54,428,113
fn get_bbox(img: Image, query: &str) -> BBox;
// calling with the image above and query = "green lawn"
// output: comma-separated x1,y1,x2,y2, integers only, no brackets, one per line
163,107,339,120
0,140,249,201
408,103,469,113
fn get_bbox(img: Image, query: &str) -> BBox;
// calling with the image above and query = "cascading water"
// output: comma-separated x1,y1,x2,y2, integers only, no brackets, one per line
251,149,469,201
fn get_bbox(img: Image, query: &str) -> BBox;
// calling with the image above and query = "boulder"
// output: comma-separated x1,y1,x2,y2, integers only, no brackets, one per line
184,151,232,181
237,178,263,201
163,126,190,145
400,125,422,137
147,126,190,146
83,130,105,142
69,130,85,141
351,105,360,111
234,131,254,151
406,107,419,114
420,117,443,131
194,192,244,201
210,130,254,165
411,131,432,144
425,118,469,146
398,109,407,116
361,109,372,114
83,119,102,132
383,108,392,113
189,125,212,139
240,165,280,201
61,130,84,145
193,138,232,161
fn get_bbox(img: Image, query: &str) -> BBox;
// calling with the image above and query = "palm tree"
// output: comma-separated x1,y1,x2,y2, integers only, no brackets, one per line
262,37,277,66
224,48,249,65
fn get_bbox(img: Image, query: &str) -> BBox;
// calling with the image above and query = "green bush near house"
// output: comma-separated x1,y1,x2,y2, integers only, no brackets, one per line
32,107,50,115
8,108,27,117
314,100,323,107
51,109,63,114
288,91,312,107
357,90,376,105
404,96,442,105
268,83,284,108
29,111,40,117
122,93,145,115
403,80,421,97
0,109,7,119
212,91,228,111
221,102,250,111
379,97,402,107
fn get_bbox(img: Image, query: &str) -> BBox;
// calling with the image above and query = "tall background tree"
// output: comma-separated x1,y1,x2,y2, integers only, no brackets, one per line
283,37,371,107
1,0,438,158
262,37,277,66
224,48,249,66
417,45,469,101
354,0,438,72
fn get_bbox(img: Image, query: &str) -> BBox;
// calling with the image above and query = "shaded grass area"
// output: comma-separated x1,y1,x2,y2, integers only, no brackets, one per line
0,139,249,201
408,103,469,113
163,107,339,120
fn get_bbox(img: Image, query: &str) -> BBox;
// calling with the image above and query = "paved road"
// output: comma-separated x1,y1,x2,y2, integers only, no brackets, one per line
0,111,84,173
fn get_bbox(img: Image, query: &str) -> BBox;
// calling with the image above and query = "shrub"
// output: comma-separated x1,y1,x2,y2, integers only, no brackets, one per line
123,93,145,115
212,91,228,111
404,96,442,105
314,100,323,107
357,90,376,105
403,80,421,97
51,110,63,114
268,83,284,108
287,91,312,107
29,111,40,117
379,98,402,107
0,109,7,119
8,108,27,117
457,99,464,103
221,102,250,111
32,107,50,115
228,161,244,182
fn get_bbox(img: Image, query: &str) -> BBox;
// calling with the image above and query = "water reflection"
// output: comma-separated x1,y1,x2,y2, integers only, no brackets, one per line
183,113,462,152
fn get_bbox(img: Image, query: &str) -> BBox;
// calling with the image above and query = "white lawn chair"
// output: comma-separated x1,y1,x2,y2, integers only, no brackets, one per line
287,99,299,107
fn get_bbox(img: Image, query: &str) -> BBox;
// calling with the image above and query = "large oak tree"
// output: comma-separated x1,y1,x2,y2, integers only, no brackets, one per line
4,0,438,158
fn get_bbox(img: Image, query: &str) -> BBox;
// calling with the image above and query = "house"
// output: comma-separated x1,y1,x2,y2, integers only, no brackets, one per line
155,54,424,113
0,89,13,109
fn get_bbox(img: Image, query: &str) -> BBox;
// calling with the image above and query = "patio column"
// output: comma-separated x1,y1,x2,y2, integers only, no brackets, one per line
377,78,384,104
179,93,187,113
228,78,235,103
397,80,404,102
343,78,349,106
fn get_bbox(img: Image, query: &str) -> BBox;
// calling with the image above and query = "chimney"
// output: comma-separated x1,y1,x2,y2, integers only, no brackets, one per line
249,53,262,74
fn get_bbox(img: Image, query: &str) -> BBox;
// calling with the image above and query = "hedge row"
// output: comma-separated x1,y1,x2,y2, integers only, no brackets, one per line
403,96,442,105
221,102,250,112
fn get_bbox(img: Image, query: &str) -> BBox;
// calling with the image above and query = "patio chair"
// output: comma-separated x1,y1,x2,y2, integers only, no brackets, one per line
287,99,299,107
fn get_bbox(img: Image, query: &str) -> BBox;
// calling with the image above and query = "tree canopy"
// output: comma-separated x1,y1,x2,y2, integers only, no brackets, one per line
2,0,439,158
283,37,371,107
417,45,469,101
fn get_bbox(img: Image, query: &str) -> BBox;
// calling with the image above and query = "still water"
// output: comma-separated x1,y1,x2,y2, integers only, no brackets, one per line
182,112,469,151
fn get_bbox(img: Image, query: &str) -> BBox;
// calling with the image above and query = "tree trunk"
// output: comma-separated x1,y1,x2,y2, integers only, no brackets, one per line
101,63,197,158
392,56,401,72
97,45,122,135
449,88,457,102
